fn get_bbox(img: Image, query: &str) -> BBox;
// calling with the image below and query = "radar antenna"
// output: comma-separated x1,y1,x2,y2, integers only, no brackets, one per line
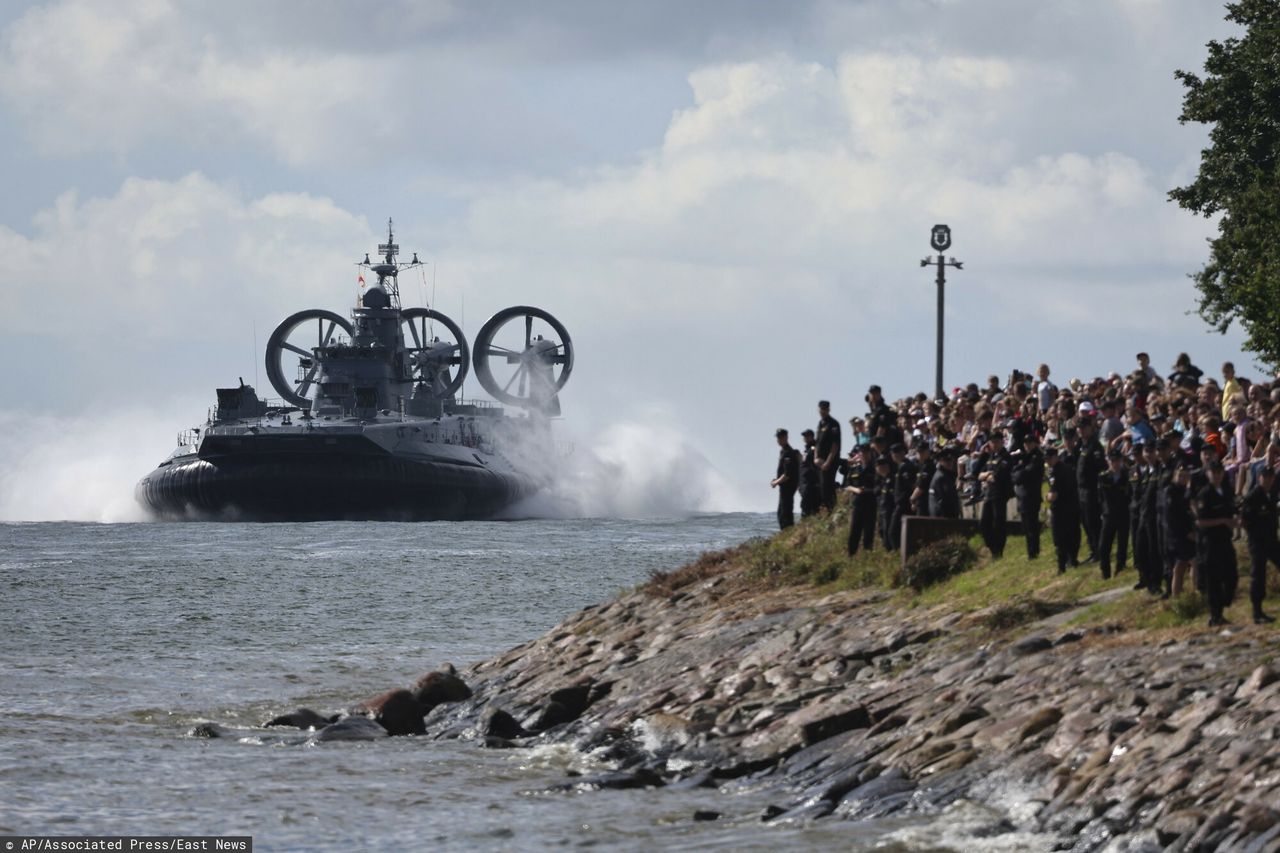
357,217,423,309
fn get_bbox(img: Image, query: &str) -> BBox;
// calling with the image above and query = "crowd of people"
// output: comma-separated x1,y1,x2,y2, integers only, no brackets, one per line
770,352,1280,627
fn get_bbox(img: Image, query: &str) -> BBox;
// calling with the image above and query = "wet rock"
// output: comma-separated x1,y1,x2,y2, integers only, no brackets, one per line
553,767,665,791
482,708,527,740
264,708,333,730
189,722,223,738
411,665,472,712
313,716,388,742
356,688,425,736
691,809,721,822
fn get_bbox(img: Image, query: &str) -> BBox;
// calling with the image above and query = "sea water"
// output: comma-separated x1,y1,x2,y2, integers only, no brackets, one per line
0,517,1047,851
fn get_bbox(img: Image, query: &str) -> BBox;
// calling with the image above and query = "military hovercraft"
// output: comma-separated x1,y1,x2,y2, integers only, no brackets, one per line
136,221,573,520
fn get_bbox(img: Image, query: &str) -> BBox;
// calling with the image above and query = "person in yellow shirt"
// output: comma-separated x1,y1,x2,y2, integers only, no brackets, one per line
1221,361,1242,421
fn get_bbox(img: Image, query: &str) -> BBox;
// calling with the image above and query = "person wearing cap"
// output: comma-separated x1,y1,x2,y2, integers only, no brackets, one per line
1195,459,1238,627
875,453,897,551
887,442,917,550
1046,442,1081,572
1098,399,1125,446
1011,432,1045,559
1076,415,1106,564
1239,465,1278,624
977,430,1012,558
844,444,878,556
910,441,936,517
815,401,842,512
929,446,961,519
1135,443,1165,594
1154,437,1179,595
865,385,893,440
798,429,820,519
770,429,800,530
1097,449,1131,580
1164,464,1196,596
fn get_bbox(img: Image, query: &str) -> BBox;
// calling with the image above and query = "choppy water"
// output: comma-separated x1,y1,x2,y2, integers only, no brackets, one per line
1,517,1044,851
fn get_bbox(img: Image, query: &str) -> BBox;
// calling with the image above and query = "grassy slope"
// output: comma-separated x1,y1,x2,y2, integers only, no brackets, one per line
650,500,1280,638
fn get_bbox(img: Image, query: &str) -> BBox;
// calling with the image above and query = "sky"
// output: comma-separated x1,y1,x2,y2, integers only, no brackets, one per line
0,0,1261,517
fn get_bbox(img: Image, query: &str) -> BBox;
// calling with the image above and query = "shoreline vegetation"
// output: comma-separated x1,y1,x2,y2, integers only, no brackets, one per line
246,505,1280,850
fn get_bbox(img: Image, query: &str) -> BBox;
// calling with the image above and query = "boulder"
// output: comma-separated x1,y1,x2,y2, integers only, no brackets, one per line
410,665,473,712
264,708,334,730
356,688,425,736
313,716,388,742
482,708,527,740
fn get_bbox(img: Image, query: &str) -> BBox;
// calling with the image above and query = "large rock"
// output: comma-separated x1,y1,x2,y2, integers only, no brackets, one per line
313,716,388,742
264,708,334,730
356,688,425,736
411,665,472,713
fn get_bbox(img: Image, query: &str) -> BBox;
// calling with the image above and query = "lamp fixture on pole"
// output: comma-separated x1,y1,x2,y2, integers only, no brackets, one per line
920,225,963,401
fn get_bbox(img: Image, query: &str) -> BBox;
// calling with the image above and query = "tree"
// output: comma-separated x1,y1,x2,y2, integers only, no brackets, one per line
1170,0,1280,367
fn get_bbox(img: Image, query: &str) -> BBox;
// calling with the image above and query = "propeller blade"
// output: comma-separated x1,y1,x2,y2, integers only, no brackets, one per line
518,368,526,397
502,364,527,395
405,318,422,349
321,320,338,347
525,314,533,350
282,342,310,358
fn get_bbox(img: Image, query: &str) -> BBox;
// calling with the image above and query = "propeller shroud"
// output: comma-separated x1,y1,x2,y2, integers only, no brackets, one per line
472,306,573,411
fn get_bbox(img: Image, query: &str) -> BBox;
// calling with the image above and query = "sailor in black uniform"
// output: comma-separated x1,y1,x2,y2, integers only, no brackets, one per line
1011,433,1045,558
1097,449,1131,580
815,400,842,512
1076,416,1106,563
978,431,1012,558
929,447,961,519
1195,460,1238,627
770,428,800,530
845,444,878,556
875,455,897,551
1137,443,1163,594
910,441,936,516
1240,465,1278,624
1164,463,1196,596
889,442,917,551
1046,439,1080,573
798,429,821,518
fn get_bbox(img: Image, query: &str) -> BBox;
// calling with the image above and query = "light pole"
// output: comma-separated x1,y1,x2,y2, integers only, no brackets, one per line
920,224,963,401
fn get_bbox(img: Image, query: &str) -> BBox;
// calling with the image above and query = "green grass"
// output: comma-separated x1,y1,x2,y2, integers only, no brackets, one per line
645,499,1280,636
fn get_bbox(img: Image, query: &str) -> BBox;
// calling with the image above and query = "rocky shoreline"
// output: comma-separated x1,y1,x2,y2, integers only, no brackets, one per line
242,544,1280,851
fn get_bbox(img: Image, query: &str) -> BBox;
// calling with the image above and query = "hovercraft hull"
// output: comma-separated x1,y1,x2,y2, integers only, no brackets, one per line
137,450,537,521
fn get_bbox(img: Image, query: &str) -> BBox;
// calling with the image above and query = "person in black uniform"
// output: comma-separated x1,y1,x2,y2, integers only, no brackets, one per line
889,442,917,550
1154,438,1178,596
770,428,800,530
1011,433,1045,559
1076,416,1106,563
1240,465,1278,624
815,400,841,512
875,455,897,551
1047,439,1081,573
798,429,821,518
1097,449,1131,580
1127,447,1148,585
1164,463,1197,596
845,445,878,556
865,385,894,441
1137,443,1164,594
910,441,936,516
977,431,1012,558
1195,460,1238,627
929,447,961,519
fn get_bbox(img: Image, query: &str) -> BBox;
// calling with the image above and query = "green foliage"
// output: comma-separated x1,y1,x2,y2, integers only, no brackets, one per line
741,503,897,590
1168,591,1208,622
897,536,978,592
1170,1,1280,366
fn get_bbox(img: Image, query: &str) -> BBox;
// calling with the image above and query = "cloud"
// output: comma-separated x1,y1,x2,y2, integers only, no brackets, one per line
0,173,372,345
